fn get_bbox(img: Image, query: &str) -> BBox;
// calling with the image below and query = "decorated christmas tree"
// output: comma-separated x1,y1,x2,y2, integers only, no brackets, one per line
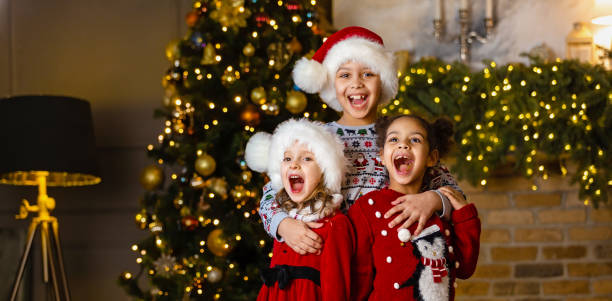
118,1,335,300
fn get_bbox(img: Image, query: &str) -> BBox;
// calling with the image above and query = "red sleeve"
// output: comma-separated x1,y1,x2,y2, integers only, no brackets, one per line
451,203,481,279
347,200,374,301
321,214,355,301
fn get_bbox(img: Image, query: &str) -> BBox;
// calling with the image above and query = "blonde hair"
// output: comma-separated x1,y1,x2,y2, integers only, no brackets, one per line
276,181,339,218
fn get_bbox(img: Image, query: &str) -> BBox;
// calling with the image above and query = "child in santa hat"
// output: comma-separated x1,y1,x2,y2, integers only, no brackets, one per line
349,114,480,300
246,118,353,301
259,26,465,256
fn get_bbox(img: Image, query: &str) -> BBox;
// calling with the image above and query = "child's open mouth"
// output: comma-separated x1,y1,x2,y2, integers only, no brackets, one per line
289,175,304,193
393,155,414,175
348,95,368,108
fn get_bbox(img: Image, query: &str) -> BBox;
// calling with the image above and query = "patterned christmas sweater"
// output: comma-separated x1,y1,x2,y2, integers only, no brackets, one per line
258,121,462,240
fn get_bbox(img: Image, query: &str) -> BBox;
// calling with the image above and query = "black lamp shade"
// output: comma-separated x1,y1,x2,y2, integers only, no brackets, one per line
0,95,101,186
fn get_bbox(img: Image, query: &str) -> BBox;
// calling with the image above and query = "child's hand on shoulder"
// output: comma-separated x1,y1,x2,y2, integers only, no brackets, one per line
278,218,323,255
438,186,468,210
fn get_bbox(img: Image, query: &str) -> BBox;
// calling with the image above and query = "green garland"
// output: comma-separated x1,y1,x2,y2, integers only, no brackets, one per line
390,57,611,207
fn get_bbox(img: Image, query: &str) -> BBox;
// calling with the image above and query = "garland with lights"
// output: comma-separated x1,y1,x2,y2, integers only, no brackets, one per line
391,56,611,207
118,1,336,300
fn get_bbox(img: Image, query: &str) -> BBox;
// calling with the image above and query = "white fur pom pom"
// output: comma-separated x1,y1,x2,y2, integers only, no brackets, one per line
244,132,271,173
292,57,328,93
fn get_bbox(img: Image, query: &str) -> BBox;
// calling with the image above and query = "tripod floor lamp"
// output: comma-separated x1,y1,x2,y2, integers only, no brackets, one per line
0,95,101,301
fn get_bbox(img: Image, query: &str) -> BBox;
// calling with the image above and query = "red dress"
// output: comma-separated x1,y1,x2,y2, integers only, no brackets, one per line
348,188,481,301
257,212,355,301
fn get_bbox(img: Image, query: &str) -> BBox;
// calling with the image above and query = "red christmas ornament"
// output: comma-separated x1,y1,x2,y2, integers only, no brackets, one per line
254,12,270,27
186,11,199,27
286,1,301,10
181,216,199,231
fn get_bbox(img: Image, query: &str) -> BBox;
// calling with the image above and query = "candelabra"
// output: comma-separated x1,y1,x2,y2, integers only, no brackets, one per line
434,4,495,63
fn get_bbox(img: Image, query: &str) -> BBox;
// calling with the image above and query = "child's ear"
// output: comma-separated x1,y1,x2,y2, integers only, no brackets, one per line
427,149,439,167
379,149,385,166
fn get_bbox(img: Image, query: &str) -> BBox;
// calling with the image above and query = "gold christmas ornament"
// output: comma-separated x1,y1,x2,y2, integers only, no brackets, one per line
140,165,164,190
240,104,261,126
206,267,223,283
149,221,163,234
180,206,191,217
206,177,228,199
165,39,181,62
191,174,206,189
201,43,217,65
207,229,232,257
267,42,291,70
242,43,255,57
209,0,251,30
285,90,308,114
195,153,216,176
250,86,267,105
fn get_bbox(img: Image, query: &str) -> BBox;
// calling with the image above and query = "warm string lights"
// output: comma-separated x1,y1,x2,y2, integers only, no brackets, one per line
391,57,610,207
121,0,329,299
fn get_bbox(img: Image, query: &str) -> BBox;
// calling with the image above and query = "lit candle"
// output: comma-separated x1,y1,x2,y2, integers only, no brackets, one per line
486,0,493,18
461,0,469,10
435,0,443,20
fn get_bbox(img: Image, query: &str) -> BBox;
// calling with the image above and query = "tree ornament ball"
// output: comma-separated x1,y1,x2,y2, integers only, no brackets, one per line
195,153,216,176
185,11,199,27
250,86,267,105
181,216,199,231
140,165,164,190
165,39,181,62
206,177,228,199
285,90,308,114
243,43,256,57
241,170,252,183
287,37,303,54
207,229,232,257
206,267,223,283
240,104,261,126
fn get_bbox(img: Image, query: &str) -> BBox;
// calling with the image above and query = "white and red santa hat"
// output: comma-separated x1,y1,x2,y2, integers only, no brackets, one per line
244,118,347,196
292,26,398,112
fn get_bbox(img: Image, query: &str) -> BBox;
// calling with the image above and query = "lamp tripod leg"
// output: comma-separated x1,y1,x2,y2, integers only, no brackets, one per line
51,219,71,301
10,218,40,301
42,222,61,301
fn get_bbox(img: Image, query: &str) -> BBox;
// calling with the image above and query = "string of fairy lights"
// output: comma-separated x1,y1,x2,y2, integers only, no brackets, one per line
119,0,331,299
391,58,610,207
120,1,609,298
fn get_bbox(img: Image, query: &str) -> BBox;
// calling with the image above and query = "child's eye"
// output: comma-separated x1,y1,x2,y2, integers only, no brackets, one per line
363,72,375,78
410,137,422,144
387,137,398,143
338,73,349,78
303,156,313,161
283,157,291,162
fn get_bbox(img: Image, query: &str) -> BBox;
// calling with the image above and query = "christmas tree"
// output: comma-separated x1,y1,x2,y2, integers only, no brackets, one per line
118,1,335,300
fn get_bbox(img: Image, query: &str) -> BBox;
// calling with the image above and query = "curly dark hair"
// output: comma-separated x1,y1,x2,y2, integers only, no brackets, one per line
375,114,455,158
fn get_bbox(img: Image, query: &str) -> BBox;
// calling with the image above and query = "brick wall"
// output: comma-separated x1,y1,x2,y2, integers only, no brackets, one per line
454,174,612,301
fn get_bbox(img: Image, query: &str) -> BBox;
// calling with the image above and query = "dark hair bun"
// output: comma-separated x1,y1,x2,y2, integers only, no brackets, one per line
430,117,454,158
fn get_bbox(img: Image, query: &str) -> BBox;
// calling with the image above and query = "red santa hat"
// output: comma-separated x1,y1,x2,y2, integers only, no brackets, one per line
244,118,347,196
292,26,398,112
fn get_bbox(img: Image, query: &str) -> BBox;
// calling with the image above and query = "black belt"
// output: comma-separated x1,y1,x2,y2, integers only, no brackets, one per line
260,265,321,289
